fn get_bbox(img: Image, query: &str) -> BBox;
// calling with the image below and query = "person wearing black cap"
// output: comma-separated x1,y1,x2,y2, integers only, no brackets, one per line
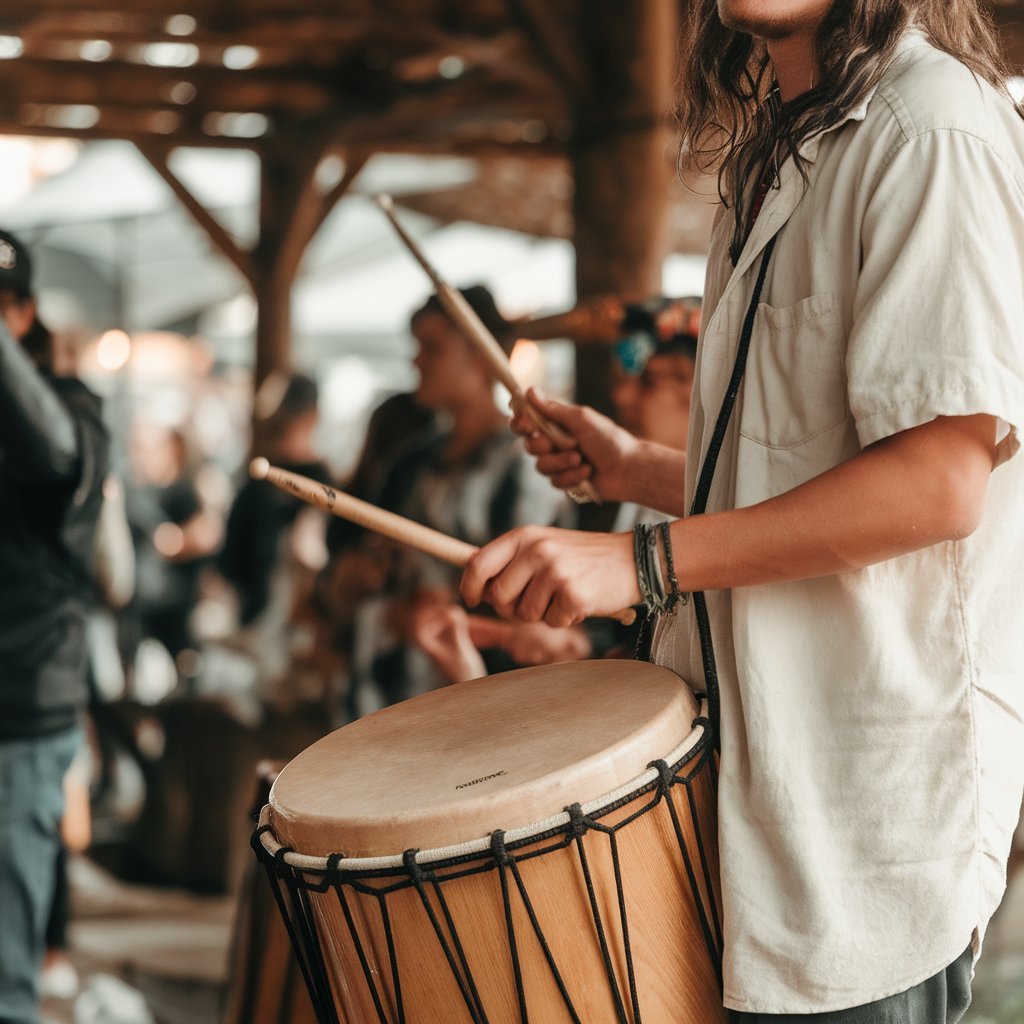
0,229,108,1023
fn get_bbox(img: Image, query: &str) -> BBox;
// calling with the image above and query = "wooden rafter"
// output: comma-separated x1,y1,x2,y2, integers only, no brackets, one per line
503,0,590,103
283,150,370,272
137,141,256,284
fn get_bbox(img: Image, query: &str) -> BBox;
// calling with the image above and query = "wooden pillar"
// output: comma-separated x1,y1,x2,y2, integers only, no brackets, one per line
250,143,368,453
253,150,297,401
571,0,678,417
140,135,366,452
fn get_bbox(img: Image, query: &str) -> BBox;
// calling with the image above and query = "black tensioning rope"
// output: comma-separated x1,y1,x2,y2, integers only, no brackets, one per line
432,876,489,1022
378,893,405,1024
329,854,392,1024
491,831,530,1023
568,804,630,1024
403,849,488,1024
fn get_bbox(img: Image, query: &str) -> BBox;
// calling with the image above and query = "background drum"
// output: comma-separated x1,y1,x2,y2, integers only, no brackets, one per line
223,760,318,1024
255,660,725,1024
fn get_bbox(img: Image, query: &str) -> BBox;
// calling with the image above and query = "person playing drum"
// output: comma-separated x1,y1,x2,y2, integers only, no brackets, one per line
461,2,1024,1021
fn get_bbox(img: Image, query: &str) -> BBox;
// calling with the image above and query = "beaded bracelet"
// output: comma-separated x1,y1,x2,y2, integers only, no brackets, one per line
633,522,667,614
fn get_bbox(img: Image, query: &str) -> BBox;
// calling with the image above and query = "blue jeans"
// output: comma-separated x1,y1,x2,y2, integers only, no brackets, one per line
728,942,974,1024
0,728,81,1024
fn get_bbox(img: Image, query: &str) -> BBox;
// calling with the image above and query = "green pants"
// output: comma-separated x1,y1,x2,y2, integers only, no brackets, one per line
728,943,973,1024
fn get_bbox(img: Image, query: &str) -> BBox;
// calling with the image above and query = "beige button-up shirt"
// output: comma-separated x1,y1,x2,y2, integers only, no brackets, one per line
654,34,1024,1013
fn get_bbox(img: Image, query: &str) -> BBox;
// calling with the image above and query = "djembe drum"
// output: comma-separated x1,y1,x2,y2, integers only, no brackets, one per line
253,660,724,1024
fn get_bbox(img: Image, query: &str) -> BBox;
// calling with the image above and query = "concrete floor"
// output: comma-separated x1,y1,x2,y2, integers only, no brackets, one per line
41,854,1024,1024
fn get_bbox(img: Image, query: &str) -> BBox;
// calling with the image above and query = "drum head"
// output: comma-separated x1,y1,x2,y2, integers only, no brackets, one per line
270,660,696,857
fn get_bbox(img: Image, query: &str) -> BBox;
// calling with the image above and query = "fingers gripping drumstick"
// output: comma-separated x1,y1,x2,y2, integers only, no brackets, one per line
250,459,635,626
373,193,600,506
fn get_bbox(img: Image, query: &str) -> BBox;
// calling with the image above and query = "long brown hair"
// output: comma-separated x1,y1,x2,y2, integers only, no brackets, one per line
677,0,1016,263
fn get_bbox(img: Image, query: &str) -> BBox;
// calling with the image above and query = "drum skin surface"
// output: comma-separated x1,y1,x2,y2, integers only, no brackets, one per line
270,659,692,857
261,660,726,1024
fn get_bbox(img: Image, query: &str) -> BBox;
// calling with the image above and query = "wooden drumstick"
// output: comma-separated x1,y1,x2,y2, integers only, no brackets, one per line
250,459,635,626
373,193,601,506
250,458,476,566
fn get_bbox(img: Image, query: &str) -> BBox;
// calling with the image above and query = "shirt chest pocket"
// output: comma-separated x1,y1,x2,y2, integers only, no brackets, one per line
739,292,847,449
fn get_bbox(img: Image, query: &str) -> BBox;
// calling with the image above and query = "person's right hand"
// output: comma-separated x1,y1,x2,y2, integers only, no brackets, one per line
510,387,638,503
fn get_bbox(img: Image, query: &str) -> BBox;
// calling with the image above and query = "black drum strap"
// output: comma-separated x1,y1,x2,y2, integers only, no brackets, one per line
689,236,778,746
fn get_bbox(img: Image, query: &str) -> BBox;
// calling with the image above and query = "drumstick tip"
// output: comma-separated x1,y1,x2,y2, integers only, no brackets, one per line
373,192,394,212
249,456,271,481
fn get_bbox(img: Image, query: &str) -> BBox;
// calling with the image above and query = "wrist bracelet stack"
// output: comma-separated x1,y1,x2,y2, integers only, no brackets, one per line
633,522,683,616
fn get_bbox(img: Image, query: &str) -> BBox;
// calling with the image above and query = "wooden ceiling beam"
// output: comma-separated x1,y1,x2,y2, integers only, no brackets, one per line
503,0,590,102
0,120,263,148
0,1,358,19
0,57,337,111
13,17,372,46
287,150,370,263
137,140,256,284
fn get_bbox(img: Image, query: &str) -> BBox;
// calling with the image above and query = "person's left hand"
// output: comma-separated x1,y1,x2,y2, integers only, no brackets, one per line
461,526,639,628
467,616,592,665
407,600,487,683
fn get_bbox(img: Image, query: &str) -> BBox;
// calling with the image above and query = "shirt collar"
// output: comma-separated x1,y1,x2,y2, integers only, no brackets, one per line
796,28,930,163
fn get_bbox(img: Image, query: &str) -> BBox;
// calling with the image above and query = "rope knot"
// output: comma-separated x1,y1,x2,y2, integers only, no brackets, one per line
490,829,512,867
273,844,293,867
648,758,674,797
326,853,343,875
403,848,429,883
567,803,589,838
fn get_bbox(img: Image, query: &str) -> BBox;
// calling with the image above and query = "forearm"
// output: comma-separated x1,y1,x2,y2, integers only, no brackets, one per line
462,415,997,628
0,319,79,482
620,440,688,515
669,415,996,592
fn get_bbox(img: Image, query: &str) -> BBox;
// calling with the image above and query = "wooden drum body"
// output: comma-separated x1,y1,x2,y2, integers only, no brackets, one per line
254,660,724,1024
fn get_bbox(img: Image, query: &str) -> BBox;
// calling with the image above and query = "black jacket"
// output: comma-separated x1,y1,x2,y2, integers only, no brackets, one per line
0,324,108,737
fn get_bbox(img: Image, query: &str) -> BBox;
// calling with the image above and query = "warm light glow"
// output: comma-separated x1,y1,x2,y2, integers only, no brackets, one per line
165,15,197,36
143,42,199,68
80,39,112,62
0,36,23,60
170,81,197,105
509,339,541,380
202,111,269,138
0,138,80,204
24,105,100,130
96,329,132,371
223,45,259,70
438,55,465,79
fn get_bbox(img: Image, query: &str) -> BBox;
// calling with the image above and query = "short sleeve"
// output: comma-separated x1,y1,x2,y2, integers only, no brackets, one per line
847,127,1024,466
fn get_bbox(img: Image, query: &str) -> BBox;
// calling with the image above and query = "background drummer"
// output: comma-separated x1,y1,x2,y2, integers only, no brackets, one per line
330,285,566,715
409,325,699,684
460,1,1024,1021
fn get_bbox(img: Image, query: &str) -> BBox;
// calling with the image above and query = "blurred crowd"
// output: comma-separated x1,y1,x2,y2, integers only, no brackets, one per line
98,284,702,722
0,223,704,1017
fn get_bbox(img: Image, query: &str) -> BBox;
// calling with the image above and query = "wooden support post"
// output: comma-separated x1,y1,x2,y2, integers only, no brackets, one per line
252,148,298,400
571,0,678,419
251,140,367,452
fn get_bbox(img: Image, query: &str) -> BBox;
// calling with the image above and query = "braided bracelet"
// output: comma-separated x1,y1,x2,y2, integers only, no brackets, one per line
633,522,667,615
